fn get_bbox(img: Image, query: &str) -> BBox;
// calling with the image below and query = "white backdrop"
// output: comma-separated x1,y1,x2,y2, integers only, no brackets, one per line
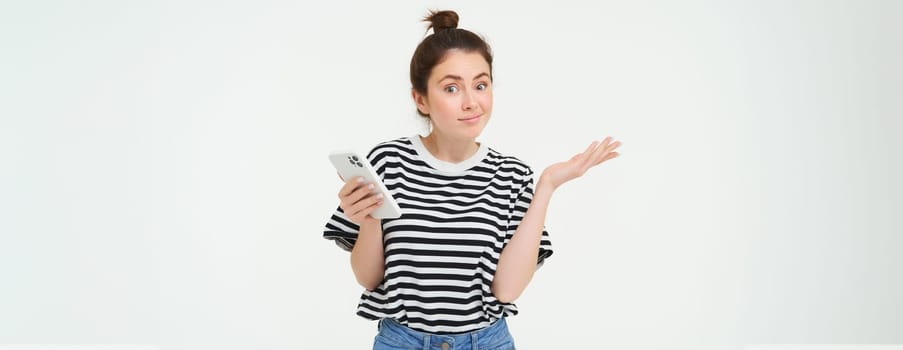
1,1,901,349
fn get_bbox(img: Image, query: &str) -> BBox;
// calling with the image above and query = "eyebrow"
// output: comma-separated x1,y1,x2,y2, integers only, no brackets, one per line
438,72,490,82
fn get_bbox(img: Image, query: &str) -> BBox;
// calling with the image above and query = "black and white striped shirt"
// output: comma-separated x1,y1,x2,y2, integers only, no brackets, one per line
323,135,553,334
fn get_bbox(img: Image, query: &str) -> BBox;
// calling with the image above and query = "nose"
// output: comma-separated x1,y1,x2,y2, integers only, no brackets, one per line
462,89,477,111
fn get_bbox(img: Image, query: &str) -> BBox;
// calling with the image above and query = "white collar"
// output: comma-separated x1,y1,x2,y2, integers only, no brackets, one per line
408,134,489,174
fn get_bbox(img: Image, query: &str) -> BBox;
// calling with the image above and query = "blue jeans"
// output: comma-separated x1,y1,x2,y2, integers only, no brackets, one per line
373,317,516,350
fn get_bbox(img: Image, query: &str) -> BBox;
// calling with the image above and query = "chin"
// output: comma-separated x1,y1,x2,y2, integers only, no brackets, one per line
462,132,484,141
460,125,486,138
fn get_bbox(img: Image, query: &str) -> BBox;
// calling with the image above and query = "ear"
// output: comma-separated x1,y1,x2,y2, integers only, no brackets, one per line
411,89,430,116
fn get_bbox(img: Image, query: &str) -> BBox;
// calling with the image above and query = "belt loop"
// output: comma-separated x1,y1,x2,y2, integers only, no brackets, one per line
471,332,479,350
422,334,430,350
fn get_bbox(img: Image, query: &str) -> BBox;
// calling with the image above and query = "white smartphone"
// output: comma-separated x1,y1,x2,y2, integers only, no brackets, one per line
329,150,402,219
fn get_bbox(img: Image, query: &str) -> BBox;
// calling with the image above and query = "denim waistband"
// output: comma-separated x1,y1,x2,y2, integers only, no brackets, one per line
375,317,513,350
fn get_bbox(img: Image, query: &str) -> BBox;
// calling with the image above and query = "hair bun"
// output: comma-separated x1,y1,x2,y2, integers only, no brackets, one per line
424,10,459,33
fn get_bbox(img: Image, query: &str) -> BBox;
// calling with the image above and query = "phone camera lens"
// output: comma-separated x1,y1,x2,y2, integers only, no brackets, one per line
355,162,363,167
352,155,360,162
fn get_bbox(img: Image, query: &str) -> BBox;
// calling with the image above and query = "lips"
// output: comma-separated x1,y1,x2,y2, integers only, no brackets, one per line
459,115,481,122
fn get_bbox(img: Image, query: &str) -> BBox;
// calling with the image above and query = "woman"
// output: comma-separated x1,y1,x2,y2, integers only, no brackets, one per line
324,10,621,350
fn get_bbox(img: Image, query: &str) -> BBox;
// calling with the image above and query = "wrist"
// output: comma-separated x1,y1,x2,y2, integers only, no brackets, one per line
359,217,382,232
535,175,557,198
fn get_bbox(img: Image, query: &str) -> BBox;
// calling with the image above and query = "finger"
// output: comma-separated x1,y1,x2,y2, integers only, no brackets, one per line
592,149,620,166
584,139,618,169
575,138,617,174
597,140,620,159
576,140,599,167
344,182,376,206
593,136,616,152
348,192,384,217
338,176,365,198
583,140,599,155
356,196,385,219
582,150,601,173
603,139,621,154
593,138,620,159
592,137,611,153
600,136,612,148
336,171,345,182
590,137,614,157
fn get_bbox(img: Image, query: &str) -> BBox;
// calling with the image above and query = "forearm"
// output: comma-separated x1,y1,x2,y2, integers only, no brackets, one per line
350,220,385,291
492,179,554,303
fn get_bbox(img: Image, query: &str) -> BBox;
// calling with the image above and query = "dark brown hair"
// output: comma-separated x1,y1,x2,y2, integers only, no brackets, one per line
410,10,494,117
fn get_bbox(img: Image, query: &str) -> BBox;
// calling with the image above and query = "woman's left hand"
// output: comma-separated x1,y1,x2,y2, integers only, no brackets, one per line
539,136,621,191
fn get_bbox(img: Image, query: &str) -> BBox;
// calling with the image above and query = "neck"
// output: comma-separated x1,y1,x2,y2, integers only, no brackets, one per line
421,132,479,164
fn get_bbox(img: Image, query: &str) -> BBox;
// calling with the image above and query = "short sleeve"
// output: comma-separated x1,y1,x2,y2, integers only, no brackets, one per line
505,168,554,267
322,144,391,252
323,206,360,252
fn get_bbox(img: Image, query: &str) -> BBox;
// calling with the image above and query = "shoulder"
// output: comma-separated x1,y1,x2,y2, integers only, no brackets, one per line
366,136,416,160
485,146,534,178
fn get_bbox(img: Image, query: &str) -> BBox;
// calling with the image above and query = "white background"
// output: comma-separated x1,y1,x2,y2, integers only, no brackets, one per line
1,1,901,349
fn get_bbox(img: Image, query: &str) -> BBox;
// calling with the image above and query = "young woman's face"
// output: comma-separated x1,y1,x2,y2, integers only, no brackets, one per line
413,50,493,141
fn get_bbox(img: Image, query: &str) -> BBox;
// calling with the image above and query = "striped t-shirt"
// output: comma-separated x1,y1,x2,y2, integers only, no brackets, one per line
323,135,553,334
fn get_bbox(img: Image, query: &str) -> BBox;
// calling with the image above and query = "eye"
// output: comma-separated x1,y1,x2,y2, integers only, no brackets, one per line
444,85,458,93
476,82,489,91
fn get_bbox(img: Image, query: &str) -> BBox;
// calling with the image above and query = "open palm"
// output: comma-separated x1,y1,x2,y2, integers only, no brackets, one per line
541,136,622,190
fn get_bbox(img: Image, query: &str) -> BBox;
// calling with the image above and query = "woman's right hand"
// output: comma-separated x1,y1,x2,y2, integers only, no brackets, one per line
337,176,384,226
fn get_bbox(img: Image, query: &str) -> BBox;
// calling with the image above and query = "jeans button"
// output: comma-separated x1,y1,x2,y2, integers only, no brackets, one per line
440,342,450,350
